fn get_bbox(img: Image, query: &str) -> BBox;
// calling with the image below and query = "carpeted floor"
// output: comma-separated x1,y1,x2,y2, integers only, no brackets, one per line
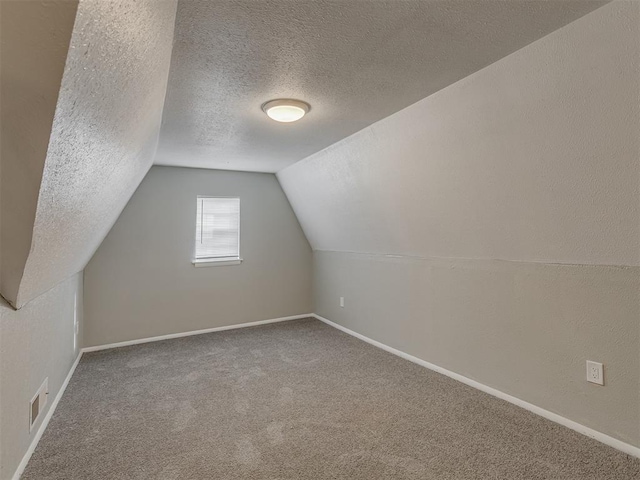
23,318,640,479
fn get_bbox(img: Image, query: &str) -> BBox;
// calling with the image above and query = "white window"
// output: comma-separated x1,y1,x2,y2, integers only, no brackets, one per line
193,196,241,266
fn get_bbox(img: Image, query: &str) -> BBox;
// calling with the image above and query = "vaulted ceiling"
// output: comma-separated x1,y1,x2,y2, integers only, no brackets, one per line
0,0,608,307
155,0,605,172
277,1,639,267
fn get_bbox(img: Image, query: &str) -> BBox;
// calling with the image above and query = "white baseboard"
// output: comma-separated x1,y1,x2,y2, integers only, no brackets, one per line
11,312,637,480
12,351,84,480
82,314,313,353
312,313,640,459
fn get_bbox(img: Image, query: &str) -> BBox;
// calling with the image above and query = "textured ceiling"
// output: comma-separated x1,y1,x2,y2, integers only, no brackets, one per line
156,0,606,173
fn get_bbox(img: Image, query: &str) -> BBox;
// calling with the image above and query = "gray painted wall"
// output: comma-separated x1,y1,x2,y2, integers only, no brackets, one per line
279,2,640,447
14,0,178,308
84,167,312,347
314,251,639,446
0,273,83,479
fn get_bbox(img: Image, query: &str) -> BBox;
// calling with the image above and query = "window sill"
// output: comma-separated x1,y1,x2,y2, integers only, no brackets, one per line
192,258,243,268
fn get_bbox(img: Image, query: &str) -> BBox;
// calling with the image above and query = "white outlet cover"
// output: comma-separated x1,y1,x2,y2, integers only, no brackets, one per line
339,297,344,308
586,361,604,386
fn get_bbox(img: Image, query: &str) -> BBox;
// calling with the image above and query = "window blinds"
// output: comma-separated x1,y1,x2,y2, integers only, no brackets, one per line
195,197,240,260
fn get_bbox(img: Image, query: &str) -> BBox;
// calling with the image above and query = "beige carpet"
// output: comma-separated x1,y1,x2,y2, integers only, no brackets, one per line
23,318,640,479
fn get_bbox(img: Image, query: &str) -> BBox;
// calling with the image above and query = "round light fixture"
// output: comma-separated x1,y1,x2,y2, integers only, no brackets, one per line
262,99,310,123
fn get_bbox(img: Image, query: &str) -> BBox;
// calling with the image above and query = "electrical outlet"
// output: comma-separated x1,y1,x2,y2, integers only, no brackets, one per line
586,361,604,385
339,296,344,308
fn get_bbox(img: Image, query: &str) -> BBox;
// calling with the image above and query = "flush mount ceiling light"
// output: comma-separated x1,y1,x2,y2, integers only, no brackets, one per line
262,99,310,123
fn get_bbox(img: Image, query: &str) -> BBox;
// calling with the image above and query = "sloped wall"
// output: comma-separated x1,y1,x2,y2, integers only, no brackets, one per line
0,0,79,307
278,1,640,447
13,0,178,308
279,1,638,266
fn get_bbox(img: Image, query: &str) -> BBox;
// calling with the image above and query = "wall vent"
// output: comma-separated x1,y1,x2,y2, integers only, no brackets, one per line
30,378,48,431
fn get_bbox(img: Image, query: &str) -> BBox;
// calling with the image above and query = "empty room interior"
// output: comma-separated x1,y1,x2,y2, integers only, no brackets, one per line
1,0,639,478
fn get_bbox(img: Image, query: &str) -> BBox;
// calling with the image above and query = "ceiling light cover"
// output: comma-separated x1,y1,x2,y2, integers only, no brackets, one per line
262,99,310,123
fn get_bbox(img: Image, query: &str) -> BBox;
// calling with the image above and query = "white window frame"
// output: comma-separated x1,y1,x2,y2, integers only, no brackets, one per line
192,196,242,267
